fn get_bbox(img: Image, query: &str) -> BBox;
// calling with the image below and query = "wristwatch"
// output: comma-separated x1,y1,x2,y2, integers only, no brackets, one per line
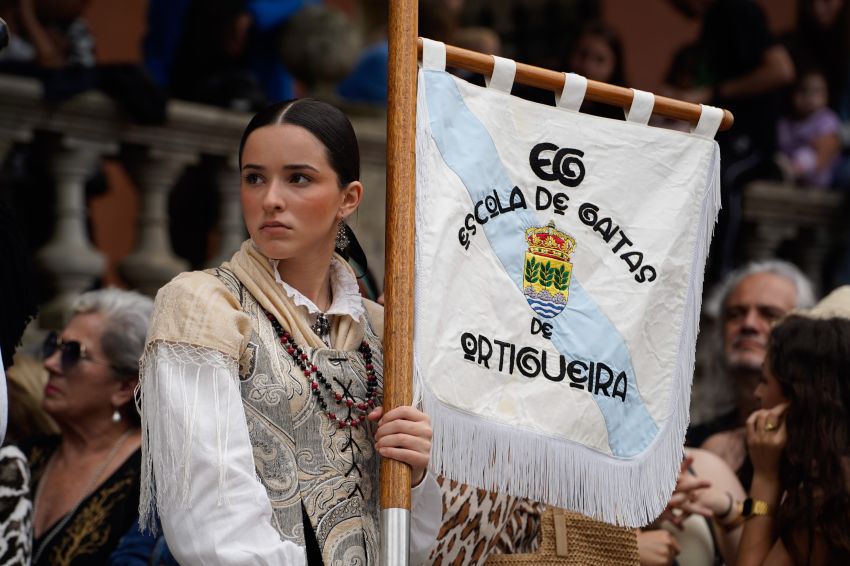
741,498,771,518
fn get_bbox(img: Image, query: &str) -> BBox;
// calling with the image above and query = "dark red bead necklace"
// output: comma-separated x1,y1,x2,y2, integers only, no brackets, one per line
264,311,381,429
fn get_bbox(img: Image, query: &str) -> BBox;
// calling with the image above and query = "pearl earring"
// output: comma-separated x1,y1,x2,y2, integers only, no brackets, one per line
112,409,122,423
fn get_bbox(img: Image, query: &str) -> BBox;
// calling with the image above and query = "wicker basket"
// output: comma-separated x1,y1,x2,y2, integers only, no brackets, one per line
485,508,639,565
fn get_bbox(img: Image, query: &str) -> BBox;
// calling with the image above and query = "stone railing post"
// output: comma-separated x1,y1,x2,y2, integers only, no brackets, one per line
742,181,845,291
0,138,13,162
350,115,388,284
0,132,20,162
0,72,389,310
35,138,113,329
207,156,246,267
798,226,832,293
0,124,33,164
119,148,197,296
742,221,797,262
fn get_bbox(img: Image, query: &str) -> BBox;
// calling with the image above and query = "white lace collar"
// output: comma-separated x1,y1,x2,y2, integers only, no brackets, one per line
269,256,366,323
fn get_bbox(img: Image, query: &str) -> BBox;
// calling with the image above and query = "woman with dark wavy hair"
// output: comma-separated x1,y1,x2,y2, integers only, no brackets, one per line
735,286,850,565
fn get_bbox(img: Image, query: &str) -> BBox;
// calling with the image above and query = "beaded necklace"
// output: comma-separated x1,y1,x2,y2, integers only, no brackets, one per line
264,311,381,428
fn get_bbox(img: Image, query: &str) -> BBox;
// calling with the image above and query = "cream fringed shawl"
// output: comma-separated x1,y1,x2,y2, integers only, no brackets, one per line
145,240,377,356
138,240,383,531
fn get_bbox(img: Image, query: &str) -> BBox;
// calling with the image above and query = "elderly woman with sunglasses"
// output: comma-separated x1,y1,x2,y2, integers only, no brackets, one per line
21,288,153,566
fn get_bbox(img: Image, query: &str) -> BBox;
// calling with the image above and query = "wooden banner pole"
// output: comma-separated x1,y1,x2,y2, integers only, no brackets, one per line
381,0,417,564
418,39,734,131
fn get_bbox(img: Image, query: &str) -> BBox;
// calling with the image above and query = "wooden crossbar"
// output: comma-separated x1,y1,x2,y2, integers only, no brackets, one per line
418,38,734,131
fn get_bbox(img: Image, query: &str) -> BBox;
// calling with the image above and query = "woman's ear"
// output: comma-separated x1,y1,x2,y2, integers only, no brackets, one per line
110,377,138,410
338,181,363,220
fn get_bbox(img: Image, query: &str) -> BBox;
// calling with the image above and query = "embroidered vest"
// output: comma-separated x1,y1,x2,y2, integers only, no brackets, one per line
211,268,383,564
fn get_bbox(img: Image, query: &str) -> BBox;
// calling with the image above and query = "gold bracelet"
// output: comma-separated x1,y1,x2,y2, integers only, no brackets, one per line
742,498,772,519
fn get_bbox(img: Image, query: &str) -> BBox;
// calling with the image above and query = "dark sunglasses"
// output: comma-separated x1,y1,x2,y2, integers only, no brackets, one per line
42,331,113,372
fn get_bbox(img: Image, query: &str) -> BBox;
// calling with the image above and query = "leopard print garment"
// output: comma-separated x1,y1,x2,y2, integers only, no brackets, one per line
427,475,544,566
0,446,30,565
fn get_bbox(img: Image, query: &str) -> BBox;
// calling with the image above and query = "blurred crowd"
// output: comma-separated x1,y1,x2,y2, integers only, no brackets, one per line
2,0,850,565
1,0,848,276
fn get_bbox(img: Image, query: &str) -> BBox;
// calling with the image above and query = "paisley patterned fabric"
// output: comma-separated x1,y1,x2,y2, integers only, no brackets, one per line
138,242,445,565
214,267,384,564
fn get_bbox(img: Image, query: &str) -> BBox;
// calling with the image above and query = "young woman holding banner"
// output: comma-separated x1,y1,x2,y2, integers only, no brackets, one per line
139,99,440,565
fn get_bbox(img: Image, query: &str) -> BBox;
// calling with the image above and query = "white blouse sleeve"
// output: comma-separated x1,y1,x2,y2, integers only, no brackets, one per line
140,342,306,565
409,470,443,565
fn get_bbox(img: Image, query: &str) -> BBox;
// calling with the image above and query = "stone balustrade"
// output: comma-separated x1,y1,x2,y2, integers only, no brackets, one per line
741,181,846,293
4,70,844,331
0,73,388,328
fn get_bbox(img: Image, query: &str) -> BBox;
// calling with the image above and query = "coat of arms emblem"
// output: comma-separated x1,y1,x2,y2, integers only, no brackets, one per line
523,221,575,318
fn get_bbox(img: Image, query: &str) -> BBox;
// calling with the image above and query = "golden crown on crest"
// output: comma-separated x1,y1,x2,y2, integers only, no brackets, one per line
525,221,575,262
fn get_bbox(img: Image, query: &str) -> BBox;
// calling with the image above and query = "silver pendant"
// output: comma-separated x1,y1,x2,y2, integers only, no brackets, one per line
312,313,330,336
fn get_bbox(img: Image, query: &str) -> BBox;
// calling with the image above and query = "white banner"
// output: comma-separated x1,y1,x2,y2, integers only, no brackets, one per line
414,46,721,527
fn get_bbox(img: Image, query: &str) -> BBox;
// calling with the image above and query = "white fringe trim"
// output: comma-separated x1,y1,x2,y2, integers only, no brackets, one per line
138,341,239,533
417,144,722,528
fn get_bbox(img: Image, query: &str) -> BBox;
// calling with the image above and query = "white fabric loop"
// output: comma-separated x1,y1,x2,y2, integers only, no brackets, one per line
555,72,588,112
485,56,516,93
691,104,724,139
624,89,655,125
420,38,446,71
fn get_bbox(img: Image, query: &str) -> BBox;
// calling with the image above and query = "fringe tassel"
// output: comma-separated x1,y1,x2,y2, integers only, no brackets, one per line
138,341,239,533
418,145,721,528
138,348,156,534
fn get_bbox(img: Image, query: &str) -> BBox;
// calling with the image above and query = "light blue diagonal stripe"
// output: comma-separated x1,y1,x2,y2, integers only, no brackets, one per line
423,70,658,457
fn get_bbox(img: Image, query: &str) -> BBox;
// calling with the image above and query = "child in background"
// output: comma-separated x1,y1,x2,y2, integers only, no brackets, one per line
568,21,625,86
0,0,94,69
566,21,627,121
777,69,842,188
